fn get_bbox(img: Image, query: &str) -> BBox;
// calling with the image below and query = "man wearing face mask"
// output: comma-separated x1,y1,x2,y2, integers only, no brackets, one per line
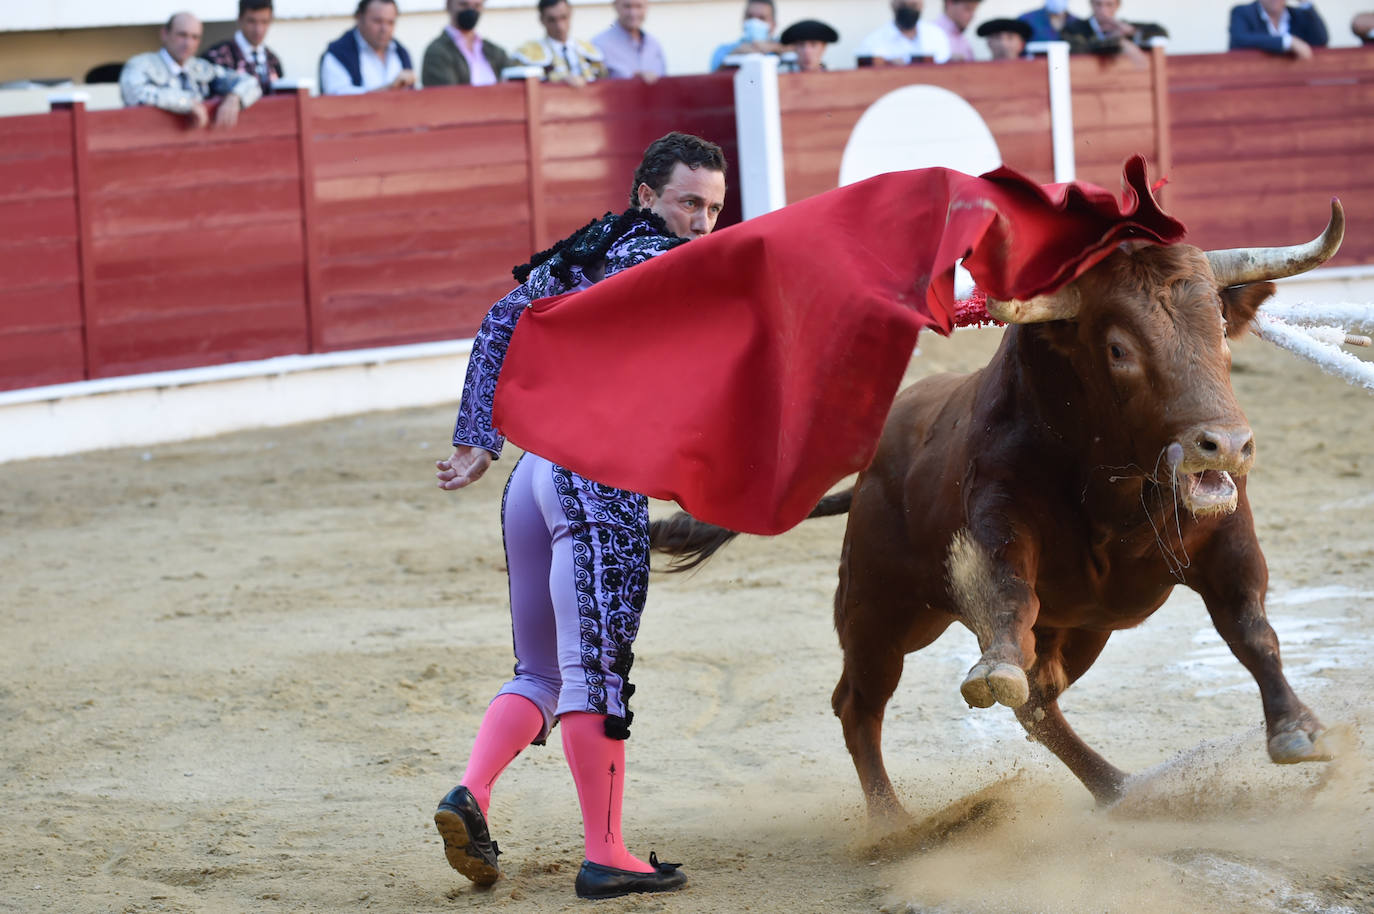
710,0,783,71
856,0,953,66
422,0,514,87
1017,0,1087,43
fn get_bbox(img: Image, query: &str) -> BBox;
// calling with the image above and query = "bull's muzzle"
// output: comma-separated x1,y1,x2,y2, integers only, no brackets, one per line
1171,425,1255,516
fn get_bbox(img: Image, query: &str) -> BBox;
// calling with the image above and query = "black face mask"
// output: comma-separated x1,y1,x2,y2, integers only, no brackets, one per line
894,5,920,29
456,7,480,30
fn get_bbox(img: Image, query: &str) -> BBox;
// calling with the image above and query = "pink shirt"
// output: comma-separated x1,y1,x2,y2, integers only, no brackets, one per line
446,24,497,86
934,14,976,61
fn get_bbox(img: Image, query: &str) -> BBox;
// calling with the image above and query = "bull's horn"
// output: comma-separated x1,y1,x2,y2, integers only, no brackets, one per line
1206,199,1344,287
985,286,1082,323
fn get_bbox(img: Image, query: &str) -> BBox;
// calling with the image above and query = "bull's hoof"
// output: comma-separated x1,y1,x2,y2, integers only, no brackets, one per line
1268,724,1332,764
960,662,1029,709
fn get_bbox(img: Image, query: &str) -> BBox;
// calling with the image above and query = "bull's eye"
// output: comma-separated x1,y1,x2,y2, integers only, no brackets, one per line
1109,344,1126,360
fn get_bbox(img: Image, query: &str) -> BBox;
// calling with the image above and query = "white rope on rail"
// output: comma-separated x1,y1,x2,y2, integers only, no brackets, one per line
1251,312,1374,391
1261,301,1374,335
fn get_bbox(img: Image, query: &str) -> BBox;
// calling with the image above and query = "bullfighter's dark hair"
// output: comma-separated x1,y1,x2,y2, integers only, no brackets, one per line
239,0,273,14
354,0,397,16
537,0,570,11
628,132,728,207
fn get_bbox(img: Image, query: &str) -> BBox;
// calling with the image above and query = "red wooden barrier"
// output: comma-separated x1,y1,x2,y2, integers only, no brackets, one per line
0,110,85,389
1,52,1370,394
1167,48,1374,265
82,95,308,378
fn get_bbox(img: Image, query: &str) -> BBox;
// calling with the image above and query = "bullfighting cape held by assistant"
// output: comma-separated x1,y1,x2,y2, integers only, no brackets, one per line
492,155,1185,535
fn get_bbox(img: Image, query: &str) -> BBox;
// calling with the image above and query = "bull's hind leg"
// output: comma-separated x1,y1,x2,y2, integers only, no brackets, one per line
947,531,1035,710
1014,628,1128,805
832,587,954,821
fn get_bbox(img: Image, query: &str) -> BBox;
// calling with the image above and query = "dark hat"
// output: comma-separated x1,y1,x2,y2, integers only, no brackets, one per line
976,18,1033,41
779,19,840,45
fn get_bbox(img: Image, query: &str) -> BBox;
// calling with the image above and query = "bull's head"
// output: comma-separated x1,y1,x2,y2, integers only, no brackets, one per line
986,201,1343,517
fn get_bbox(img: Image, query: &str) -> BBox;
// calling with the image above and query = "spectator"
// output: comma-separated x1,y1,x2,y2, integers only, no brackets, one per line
423,0,513,86
1229,1,1328,59
977,17,1033,58
203,0,284,95
779,19,840,72
710,0,783,71
856,0,953,65
119,12,261,128
320,0,416,95
1017,0,1087,42
593,0,668,81
1354,12,1374,42
934,0,983,61
1061,0,1167,63
515,0,609,86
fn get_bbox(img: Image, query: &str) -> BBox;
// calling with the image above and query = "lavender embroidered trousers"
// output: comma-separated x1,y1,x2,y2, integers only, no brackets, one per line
494,452,649,741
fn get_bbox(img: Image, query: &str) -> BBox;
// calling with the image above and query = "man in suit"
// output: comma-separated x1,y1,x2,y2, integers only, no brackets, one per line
422,0,514,86
203,0,285,95
1061,0,1167,63
1229,0,1328,59
120,11,262,128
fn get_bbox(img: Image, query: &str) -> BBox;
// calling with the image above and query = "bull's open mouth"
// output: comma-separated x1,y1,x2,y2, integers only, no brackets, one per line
1179,469,1239,516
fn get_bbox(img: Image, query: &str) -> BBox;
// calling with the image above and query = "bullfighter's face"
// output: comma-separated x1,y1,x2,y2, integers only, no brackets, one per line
636,162,727,239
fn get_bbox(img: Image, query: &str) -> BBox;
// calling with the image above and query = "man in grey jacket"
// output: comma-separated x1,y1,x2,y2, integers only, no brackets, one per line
120,12,262,128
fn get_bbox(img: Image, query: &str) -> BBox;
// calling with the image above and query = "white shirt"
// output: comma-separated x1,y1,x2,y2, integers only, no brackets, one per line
856,20,952,64
320,29,405,95
159,47,190,84
234,29,271,82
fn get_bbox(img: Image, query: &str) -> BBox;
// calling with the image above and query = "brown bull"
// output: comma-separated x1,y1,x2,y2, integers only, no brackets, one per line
650,203,1344,815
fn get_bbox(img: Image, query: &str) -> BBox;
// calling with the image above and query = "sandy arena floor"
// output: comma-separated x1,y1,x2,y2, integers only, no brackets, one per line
2,326,1371,914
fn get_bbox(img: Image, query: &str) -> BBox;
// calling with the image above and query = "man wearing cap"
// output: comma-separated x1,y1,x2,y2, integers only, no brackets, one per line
976,17,1032,59
779,19,840,71
934,0,982,61
857,0,953,65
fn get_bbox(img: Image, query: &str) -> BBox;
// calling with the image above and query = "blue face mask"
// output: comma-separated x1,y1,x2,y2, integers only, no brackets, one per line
742,17,770,42
1044,0,1069,13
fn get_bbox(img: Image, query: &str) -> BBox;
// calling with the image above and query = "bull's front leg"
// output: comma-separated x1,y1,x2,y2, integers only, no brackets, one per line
947,529,1037,709
1193,522,1330,764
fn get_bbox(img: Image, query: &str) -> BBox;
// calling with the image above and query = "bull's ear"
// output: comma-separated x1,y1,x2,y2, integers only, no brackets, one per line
1219,281,1276,338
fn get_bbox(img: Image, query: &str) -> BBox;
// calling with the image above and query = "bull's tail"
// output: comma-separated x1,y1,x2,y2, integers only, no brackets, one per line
649,489,854,572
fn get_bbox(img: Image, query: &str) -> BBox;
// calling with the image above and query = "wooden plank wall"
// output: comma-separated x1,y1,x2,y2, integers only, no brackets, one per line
778,59,1058,204
0,111,85,390
777,52,1167,206
1167,48,1374,264
82,96,308,378
307,83,533,352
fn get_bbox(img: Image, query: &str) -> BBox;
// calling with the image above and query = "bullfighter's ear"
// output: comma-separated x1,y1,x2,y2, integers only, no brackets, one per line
1219,281,1276,338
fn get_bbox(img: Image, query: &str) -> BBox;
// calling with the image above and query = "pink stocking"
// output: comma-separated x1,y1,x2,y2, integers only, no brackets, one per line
458,693,544,816
560,711,650,872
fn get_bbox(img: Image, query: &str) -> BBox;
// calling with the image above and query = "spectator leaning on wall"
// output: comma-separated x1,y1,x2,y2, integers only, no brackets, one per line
203,0,284,95
120,11,261,128
320,0,416,94
1228,1,1328,60
515,0,609,86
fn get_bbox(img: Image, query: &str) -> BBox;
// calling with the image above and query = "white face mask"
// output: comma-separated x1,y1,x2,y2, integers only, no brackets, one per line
1044,0,1069,13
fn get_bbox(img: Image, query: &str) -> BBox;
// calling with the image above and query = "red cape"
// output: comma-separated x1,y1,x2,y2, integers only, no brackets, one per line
492,156,1184,535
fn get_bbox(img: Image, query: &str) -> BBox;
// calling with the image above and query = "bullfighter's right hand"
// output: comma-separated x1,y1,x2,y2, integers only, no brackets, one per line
437,445,492,490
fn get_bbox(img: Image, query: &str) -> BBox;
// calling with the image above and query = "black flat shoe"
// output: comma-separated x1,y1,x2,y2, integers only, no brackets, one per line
574,852,687,900
434,785,501,886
